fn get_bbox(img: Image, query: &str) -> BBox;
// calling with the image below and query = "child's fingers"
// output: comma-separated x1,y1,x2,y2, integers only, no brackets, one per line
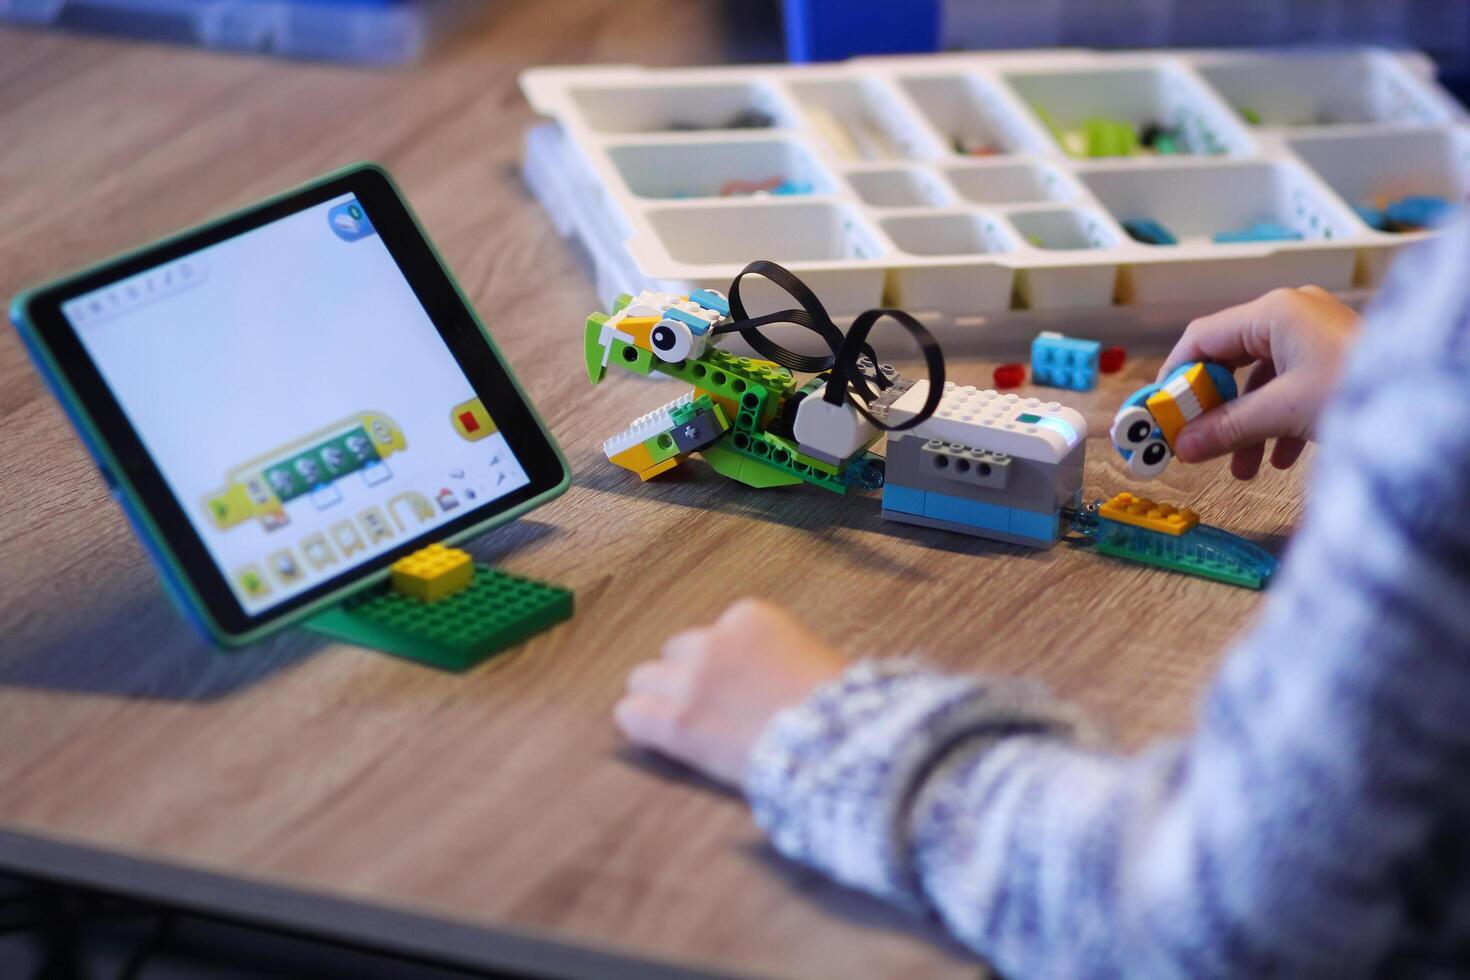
1159,293,1277,380
613,692,682,750
1231,443,1266,480
626,659,690,700
1271,437,1307,470
1174,382,1288,462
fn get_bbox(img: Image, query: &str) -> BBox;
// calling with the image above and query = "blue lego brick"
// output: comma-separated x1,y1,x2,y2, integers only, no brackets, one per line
1122,219,1177,246
1031,331,1101,392
689,288,729,316
663,305,714,335
882,483,926,516
922,488,1010,532
1212,221,1303,243
1007,507,1061,544
1384,195,1453,229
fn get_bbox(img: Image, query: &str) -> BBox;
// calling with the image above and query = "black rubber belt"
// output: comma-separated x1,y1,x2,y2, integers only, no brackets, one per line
712,259,944,431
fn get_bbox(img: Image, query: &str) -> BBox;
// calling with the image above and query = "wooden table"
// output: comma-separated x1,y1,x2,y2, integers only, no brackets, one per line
0,6,1306,977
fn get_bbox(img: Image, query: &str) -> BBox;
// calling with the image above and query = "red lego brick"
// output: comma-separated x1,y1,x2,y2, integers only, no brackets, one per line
993,363,1025,389
1099,345,1126,374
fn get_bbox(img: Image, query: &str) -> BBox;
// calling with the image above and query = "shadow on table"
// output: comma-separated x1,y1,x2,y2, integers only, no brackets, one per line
0,520,562,703
570,446,1053,584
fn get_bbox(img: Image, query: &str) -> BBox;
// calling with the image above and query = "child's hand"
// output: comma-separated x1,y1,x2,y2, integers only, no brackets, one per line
614,598,847,787
1161,286,1360,479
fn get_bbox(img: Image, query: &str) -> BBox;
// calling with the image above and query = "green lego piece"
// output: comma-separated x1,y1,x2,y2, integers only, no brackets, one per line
1240,107,1261,125
305,565,574,671
1092,520,1275,590
1084,117,1137,157
660,348,794,424
585,312,655,383
641,430,680,464
701,443,803,488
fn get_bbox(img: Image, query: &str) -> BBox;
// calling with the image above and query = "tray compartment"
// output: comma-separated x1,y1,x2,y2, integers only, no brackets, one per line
1288,128,1470,284
1081,161,1358,302
643,200,885,264
1288,128,1470,215
898,73,1047,156
847,167,951,207
944,160,1075,204
604,139,834,200
1197,51,1455,128
882,211,1016,311
786,77,937,161
570,81,789,134
1006,208,1121,309
1003,63,1252,158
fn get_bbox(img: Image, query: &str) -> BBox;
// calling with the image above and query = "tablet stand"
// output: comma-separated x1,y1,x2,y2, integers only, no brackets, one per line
305,543,573,671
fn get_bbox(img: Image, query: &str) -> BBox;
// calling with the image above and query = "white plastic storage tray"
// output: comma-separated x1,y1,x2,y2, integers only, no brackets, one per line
521,48,1467,326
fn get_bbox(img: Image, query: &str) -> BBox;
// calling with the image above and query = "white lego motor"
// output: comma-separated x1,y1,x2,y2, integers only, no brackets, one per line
793,383,878,463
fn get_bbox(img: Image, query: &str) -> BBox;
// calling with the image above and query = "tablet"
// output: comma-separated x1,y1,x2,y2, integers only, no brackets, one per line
11,163,570,646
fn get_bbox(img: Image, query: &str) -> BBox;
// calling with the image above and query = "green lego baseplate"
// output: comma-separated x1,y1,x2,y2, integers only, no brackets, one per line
305,564,574,671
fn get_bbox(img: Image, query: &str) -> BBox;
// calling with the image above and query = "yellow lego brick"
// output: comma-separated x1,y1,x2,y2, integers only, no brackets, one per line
1186,362,1227,414
1145,387,1188,447
608,441,657,473
637,456,681,481
1099,491,1199,536
391,543,474,602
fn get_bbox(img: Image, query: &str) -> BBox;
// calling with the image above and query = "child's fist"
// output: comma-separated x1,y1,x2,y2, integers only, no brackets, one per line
615,598,846,787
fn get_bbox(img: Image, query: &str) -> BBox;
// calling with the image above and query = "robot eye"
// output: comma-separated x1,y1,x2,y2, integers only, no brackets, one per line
649,318,693,362
1110,405,1156,451
1127,439,1172,478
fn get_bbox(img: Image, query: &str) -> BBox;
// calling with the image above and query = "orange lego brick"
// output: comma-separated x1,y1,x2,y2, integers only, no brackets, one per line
1099,491,1199,536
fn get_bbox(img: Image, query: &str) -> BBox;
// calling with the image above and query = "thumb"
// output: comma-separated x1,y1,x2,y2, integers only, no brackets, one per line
1173,388,1293,462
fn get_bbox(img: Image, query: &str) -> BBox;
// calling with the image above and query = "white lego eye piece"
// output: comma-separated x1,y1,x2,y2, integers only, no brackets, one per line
1127,439,1172,478
1110,405,1156,451
649,317,697,362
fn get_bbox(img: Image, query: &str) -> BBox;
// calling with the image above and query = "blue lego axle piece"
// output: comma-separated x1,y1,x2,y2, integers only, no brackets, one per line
1213,221,1303,244
1031,331,1102,392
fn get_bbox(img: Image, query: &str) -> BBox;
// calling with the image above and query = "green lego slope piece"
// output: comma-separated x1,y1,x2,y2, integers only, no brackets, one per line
1093,519,1275,589
700,443,803,488
305,565,573,671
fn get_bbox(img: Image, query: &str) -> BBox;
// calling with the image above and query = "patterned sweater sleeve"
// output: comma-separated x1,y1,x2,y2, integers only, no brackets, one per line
744,221,1470,978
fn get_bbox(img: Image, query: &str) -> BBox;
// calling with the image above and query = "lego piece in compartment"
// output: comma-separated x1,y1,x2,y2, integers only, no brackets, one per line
1031,331,1101,392
1213,221,1303,243
1122,219,1177,246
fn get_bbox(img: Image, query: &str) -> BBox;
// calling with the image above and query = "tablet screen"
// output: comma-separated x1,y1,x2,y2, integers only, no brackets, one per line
63,193,531,614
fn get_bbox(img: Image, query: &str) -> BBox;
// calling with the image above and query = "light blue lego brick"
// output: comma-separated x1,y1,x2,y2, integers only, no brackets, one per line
883,483,926,515
923,489,1010,532
689,288,730,316
663,305,714,335
1031,331,1101,392
1007,507,1061,544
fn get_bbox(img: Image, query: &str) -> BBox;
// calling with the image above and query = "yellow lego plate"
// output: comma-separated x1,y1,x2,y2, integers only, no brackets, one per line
1099,491,1199,536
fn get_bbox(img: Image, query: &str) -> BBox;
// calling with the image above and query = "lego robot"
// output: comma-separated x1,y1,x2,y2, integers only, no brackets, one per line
583,260,944,495
1110,361,1238,478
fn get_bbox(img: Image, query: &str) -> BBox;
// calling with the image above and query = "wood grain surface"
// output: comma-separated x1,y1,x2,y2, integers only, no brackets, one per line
0,6,1307,977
